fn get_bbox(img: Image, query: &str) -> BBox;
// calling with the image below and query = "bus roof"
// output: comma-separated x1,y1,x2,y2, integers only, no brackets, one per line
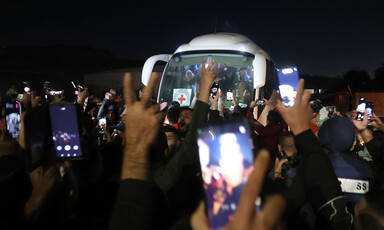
174,33,271,61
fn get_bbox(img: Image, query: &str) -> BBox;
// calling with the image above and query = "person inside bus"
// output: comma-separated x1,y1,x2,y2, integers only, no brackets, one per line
234,81,251,108
236,67,251,83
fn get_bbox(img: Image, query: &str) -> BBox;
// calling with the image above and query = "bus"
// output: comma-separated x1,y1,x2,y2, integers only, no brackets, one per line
141,33,278,114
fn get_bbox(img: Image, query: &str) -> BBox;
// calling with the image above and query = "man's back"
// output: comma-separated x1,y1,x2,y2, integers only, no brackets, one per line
328,151,373,207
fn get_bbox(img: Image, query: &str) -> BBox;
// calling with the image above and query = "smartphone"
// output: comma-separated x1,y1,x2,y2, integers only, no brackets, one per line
277,150,287,160
366,102,373,122
326,106,335,112
99,117,107,133
256,100,264,106
49,104,82,158
49,90,64,96
23,81,31,92
356,97,366,121
197,118,254,229
17,94,24,101
205,55,213,68
210,82,219,99
276,66,300,108
226,89,233,101
5,102,22,138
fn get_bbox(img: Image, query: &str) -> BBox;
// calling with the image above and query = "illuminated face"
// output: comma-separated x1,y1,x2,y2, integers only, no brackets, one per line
178,109,193,133
164,131,180,156
107,110,115,121
219,134,244,188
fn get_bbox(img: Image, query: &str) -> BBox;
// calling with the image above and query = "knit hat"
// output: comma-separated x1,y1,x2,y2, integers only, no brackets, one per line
318,116,355,152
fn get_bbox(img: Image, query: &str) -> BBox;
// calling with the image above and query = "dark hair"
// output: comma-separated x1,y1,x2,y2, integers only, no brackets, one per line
179,106,193,114
335,104,347,117
167,106,180,125
168,101,180,109
160,125,181,140
278,131,295,151
267,110,280,125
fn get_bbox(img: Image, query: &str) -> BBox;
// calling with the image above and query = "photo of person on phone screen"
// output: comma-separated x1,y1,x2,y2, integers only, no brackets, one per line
202,133,253,229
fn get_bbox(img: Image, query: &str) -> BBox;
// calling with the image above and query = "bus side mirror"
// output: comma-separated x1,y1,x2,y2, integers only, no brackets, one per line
252,53,267,89
141,54,172,86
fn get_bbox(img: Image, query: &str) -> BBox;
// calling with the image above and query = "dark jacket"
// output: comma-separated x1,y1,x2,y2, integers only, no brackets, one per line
284,129,353,230
318,117,374,208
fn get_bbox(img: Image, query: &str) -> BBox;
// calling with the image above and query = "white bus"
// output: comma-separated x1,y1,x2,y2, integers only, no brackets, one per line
141,33,278,111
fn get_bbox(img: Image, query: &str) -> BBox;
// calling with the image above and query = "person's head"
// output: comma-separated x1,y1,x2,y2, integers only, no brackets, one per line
185,70,194,81
335,104,347,117
267,110,280,125
239,68,247,76
111,129,124,145
354,190,384,230
168,101,180,109
167,106,180,126
85,102,98,116
278,131,297,157
310,99,322,122
178,107,193,134
237,81,246,91
160,125,181,158
107,108,116,123
318,116,355,153
219,133,244,188
114,90,123,103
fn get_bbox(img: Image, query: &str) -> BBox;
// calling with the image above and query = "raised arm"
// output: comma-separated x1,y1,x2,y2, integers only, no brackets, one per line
276,79,353,229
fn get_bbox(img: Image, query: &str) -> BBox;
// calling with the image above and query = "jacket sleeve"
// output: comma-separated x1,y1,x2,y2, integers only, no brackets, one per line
285,130,353,230
97,98,114,119
208,109,222,123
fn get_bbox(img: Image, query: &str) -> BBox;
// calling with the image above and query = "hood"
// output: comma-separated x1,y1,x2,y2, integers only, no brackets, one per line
318,117,355,152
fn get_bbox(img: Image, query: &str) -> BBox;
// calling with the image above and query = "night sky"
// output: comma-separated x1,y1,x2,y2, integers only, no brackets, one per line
1,1,383,77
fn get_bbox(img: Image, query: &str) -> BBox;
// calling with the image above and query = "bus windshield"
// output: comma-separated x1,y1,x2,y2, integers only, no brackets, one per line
157,52,255,110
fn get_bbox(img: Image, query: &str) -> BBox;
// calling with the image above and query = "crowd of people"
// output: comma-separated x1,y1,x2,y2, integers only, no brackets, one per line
1,59,384,230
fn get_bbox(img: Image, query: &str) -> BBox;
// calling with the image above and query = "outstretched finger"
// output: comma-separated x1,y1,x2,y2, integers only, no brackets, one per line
207,60,215,70
294,78,305,104
255,194,286,229
275,99,287,114
191,201,210,230
202,59,207,69
141,72,159,107
231,149,270,226
302,90,312,106
123,73,136,107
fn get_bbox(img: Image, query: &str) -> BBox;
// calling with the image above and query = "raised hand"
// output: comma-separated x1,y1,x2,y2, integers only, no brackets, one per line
198,59,216,103
191,150,286,230
121,73,164,181
78,87,89,106
351,110,369,131
275,79,312,135
369,113,384,132
25,166,58,219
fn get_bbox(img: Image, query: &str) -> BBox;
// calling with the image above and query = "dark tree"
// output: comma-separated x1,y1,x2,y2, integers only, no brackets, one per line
373,64,384,91
343,69,371,92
